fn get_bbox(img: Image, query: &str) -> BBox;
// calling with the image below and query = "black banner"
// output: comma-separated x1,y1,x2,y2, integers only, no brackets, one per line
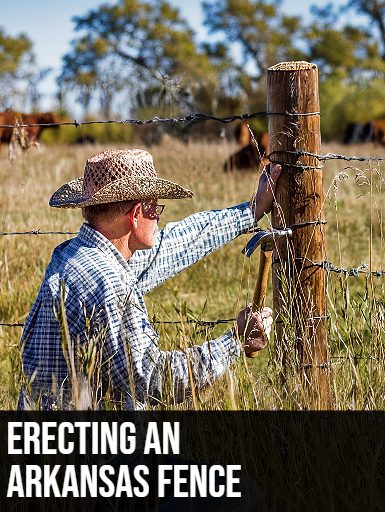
1,412,385,511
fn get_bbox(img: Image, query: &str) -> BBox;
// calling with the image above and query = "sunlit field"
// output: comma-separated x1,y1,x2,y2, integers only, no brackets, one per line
1,136,385,409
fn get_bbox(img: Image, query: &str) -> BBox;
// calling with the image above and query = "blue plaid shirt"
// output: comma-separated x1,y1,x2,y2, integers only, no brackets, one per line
20,202,255,409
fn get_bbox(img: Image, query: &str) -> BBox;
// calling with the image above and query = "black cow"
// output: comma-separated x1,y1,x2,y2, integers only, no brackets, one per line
343,122,374,144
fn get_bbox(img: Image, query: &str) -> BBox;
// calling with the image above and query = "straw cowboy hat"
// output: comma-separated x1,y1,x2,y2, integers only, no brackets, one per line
49,148,193,208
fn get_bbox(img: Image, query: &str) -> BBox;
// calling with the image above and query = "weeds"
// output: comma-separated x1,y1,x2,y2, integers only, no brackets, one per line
0,140,385,409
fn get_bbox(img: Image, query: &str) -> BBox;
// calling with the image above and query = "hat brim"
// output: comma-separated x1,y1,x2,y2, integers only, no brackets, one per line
49,176,194,208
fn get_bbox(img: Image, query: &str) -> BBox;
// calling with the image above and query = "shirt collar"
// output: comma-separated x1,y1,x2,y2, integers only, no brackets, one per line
77,222,133,275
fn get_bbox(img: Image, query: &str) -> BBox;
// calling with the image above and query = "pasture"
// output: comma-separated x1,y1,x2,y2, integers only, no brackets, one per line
0,137,385,410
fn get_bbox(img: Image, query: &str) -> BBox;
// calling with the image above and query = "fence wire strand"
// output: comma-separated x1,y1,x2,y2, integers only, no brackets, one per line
2,111,384,163
0,319,234,329
269,150,385,163
0,230,79,236
0,110,321,130
294,258,385,277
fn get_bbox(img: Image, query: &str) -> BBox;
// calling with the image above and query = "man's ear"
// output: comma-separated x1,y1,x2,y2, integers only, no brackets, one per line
127,202,141,228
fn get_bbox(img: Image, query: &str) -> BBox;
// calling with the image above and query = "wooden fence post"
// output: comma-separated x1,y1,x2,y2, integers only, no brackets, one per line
267,61,331,409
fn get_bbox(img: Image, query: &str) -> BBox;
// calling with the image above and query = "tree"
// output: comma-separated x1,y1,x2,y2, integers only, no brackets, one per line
58,0,219,116
306,4,385,78
27,68,52,112
345,0,385,58
304,4,385,139
202,0,305,110
0,29,35,109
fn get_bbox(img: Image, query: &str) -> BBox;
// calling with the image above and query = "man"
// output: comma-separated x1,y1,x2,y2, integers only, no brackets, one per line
20,148,281,409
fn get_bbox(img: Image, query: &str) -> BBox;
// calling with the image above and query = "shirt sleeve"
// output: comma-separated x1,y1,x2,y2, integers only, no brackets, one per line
130,202,255,294
103,297,241,407
155,330,241,405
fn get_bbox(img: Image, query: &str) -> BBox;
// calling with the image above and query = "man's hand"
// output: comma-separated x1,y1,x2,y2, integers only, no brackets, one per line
252,163,282,222
236,305,273,354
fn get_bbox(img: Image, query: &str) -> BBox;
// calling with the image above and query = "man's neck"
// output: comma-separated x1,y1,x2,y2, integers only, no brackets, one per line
90,221,134,260
109,235,133,260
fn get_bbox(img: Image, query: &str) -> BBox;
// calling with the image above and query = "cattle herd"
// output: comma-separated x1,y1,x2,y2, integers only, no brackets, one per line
1,112,385,167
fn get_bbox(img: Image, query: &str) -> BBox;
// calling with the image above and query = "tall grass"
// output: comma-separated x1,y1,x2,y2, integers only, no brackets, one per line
0,137,385,409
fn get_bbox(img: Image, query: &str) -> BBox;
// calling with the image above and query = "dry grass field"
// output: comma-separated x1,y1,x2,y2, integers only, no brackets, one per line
1,136,385,409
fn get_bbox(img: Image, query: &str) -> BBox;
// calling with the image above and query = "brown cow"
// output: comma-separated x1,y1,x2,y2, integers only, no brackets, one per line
372,120,385,145
224,131,269,172
0,111,59,156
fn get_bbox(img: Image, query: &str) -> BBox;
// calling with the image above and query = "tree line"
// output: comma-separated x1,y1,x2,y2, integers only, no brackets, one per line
2,0,385,140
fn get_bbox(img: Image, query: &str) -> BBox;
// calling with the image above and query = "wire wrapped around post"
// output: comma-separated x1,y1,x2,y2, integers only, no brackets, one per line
267,61,331,409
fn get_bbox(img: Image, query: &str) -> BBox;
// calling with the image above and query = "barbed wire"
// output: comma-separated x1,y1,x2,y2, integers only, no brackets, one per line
270,255,385,277
294,258,385,277
269,150,385,163
0,219,326,237
0,230,79,236
301,150,385,162
2,110,384,165
2,238,384,277
1,318,382,368
0,318,234,329
2,228,385,276
154,318,234,327
0,110,321,130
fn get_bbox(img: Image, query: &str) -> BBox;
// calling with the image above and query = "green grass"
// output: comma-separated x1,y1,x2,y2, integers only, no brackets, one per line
1,138,385,409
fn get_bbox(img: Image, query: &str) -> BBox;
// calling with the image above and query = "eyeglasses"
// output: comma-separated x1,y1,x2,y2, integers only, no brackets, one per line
142,202,165,220
141,202,165,217
124,203,165,217
154,204,165,216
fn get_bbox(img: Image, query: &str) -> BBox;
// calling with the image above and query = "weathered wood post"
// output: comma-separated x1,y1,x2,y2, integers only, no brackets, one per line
267,61,331,408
